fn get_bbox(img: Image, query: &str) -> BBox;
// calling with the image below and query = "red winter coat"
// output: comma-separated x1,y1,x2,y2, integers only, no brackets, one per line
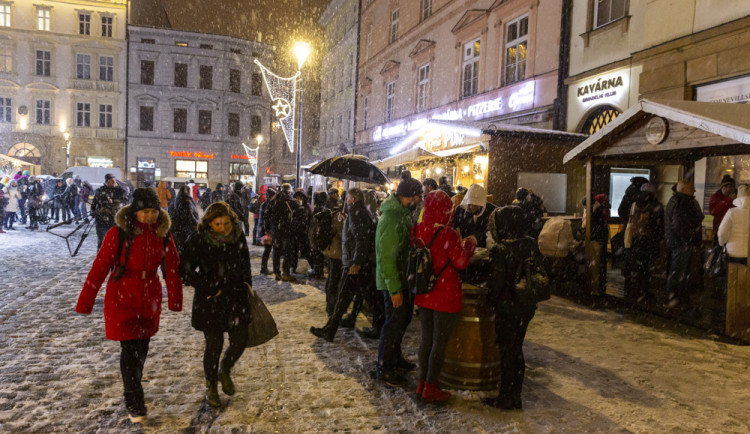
413,190,476,313
76,206,183,341
709,189,734,235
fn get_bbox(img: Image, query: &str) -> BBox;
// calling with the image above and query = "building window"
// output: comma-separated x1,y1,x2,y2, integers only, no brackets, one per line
36,50,51,76
36,100,51,125
176,160,208,179
229,69,241,93
37,7,50,31
101,16,113,37
76,102,90,127
141,38,155,44
99,104,112,128
0,46,12,72
363,96,368,130
0,97,10,122
79,13,90,35
199,65,213,89
198,109,212,134
76,54,91,79
421,0,432,21
173,108,187,133
251,73,262,96
200,44,213,49
594,0,627,29
505,15,528,85
141,60,154,85
229,162,252,182
582,105,621,134
228,112,240,136
390,9,399,44
139,106,153,131
99,56,114,81
417,63,430,111
174,63,187,87
0,4,10,27
462,39,480,99
385,81,395,122
251,115,261,137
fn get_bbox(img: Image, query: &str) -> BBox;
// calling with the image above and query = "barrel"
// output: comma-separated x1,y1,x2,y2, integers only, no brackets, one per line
439,284,501,391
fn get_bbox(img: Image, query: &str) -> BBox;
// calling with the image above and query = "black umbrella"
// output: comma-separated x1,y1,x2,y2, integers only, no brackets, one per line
308,155,389,185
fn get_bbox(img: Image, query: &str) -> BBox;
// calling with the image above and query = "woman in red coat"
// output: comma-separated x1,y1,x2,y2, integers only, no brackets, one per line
413,190,476,402
76,188,183,423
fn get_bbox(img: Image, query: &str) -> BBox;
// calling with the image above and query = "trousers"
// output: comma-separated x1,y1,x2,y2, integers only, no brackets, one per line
418,307,459,384
377,288,414,370
203,328,249,382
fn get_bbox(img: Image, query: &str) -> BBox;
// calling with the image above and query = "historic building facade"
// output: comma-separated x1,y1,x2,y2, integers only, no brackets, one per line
127,26,273,188
0,0,127,175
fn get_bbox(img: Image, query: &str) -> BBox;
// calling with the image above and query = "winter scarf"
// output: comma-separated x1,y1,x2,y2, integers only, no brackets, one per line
202,225,241,247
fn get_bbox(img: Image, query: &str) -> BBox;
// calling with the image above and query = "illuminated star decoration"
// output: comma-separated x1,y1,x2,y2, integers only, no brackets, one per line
272,98,291,119
255,59,298,153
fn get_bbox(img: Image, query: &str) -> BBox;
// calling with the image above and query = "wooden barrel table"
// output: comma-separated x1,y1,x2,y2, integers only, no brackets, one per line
439,283,501,391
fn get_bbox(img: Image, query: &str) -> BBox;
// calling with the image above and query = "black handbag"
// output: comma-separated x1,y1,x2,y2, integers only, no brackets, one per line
704,245,728,277
245,283,279,348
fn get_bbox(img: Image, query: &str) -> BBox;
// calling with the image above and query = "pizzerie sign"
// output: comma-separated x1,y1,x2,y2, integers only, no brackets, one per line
169,151,215,159
373,80,535,142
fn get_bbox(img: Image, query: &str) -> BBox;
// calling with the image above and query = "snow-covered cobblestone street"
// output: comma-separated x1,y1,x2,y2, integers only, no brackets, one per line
1,229,750,433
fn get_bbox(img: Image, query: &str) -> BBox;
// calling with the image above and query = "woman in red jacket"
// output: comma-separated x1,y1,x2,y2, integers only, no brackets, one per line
76,188,183,423
413,190,476,402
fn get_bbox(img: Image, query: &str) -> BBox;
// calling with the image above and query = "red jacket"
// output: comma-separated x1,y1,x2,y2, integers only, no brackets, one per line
414,191,476,313
709,189,734,234
76,207,183,341
254,185,268,218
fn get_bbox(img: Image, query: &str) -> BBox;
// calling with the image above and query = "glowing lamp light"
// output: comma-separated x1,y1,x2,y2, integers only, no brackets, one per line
474,155,488,168
59,121,67,133
463,165,470,173
256,135,263,146
435,167,443,175
294,41,310,70
63,131,70,142
425,169,430,176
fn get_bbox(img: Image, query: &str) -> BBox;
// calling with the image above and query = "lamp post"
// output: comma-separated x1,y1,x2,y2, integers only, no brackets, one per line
63,131,71,168
294,41,310,189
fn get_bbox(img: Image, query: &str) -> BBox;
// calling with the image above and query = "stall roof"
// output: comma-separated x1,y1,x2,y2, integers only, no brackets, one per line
374,146,437,169
563,99,750,164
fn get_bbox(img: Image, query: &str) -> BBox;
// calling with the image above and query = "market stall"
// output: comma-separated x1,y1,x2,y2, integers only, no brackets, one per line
564,99,750,340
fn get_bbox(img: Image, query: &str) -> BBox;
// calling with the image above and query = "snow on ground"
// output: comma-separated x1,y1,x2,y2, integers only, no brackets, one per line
1,227,749,432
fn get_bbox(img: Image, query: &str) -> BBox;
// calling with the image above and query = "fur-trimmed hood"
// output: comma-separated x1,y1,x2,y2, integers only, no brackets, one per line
115,205,172,237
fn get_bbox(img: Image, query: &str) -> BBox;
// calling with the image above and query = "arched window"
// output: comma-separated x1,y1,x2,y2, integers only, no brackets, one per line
581,105,622,135
8,142,40,159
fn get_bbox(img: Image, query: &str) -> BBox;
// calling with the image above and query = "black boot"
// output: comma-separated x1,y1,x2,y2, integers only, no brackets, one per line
481,394,516,409
205,380,221,408
124,390,147,422
219,361,235,396
309,326,334,342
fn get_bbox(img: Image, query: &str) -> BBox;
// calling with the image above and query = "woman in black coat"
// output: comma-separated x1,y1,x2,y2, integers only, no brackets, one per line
180,201,253,408
169,185,199,256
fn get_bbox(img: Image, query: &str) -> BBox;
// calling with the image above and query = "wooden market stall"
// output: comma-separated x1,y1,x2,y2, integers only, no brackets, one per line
564,99,750,341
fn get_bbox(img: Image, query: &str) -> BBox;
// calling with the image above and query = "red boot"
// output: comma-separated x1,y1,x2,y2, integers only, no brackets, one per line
421,383,451,402
416,378,425,397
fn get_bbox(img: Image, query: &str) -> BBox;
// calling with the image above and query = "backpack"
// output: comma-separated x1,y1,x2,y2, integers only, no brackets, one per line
628,203,650,240
538,217,574,258
112,227,171,281
249,197,261,215
308,209,334,251
407,226,450,295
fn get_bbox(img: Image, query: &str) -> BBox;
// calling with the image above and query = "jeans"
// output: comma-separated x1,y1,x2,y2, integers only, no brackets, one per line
377,288,414,371
18,198,26,224
72,197,82,220
325,258,343,316
79,200,88,219
418,307,459,384
202,328,248,382
120,338,150,404
3,212,15,229
96,224,112,249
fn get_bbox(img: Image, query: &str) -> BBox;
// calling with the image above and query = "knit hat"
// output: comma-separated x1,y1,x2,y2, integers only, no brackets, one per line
104,173,115,182
130,188,160,212
234,181,243,192
721,174,736,187
396,171,423,197
516,187,529,201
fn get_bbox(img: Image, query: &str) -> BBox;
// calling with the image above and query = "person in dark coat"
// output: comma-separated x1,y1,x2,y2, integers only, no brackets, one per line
582,194,611,298
200,187,212,211
50,179,66,222
76,188,182,423
61,178,78,222
438,176,454,197
25,176,44,230
625,182,664,301
180,201,253,408
169,185,199,256
292,190,312,272
618,176,650,228
307,191,328,278
482,205,540,410
451,184,497,247
227,182,249,236
258,188,277,274
326,187,341,210
91,174,128,248
267,183,301,281
211,183,225,204
310,188,380,341
165,181,176,213
79,180,93,219
665,180,704,307
515,187,546,237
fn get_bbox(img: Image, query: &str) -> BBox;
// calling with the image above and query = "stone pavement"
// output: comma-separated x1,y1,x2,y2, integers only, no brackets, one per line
1,229,750,433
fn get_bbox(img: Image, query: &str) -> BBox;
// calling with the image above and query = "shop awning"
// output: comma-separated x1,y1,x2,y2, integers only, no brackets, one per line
375,146,438,169
563,99,750,163
431,143,483,157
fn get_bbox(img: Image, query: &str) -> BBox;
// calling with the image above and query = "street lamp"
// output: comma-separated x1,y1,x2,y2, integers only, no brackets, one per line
294,41,310,189
63,131,71,168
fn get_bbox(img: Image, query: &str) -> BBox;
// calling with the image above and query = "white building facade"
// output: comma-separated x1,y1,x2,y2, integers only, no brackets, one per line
0,0,127,175
127,26,273,189
318,0,358,159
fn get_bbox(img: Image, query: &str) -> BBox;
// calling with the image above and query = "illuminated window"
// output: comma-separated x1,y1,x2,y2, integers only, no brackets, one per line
99,104,112,128
0,46,11,72
505,15,528,85
417,64,430,111
37,7,50,31
99,56,113,81
79,13,90,35
462,39,480,99
390,9,399,44
76,102,90,127
0,5,10,27
594,0,627,29
582,105,621,135
176,160,208,179
385,81,395,122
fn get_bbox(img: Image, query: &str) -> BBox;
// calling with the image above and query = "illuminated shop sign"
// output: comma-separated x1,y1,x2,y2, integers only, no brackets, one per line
373,80,536,142
695,75,750,104
576,76,624,102
567,67,632,132
230,154,257,161
169,151,215,159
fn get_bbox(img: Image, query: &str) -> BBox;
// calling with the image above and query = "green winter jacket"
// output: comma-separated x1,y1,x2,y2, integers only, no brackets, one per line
375,194,412,296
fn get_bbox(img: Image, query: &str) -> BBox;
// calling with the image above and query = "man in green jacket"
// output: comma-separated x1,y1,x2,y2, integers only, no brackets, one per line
373,172,423,387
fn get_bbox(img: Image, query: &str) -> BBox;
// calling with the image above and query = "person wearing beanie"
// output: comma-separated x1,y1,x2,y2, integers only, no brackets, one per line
373,171,422,387
451,184,497,248
76,187,182,423
227,181,250,236
90,173,127,248
618,176,650,228
211,183,224,204
710,174,736,239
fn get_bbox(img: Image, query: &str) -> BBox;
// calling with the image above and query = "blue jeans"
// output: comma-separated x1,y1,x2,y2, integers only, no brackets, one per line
79,200,88,219
377,288,414,370
18,198,26,224
96,225,112,249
